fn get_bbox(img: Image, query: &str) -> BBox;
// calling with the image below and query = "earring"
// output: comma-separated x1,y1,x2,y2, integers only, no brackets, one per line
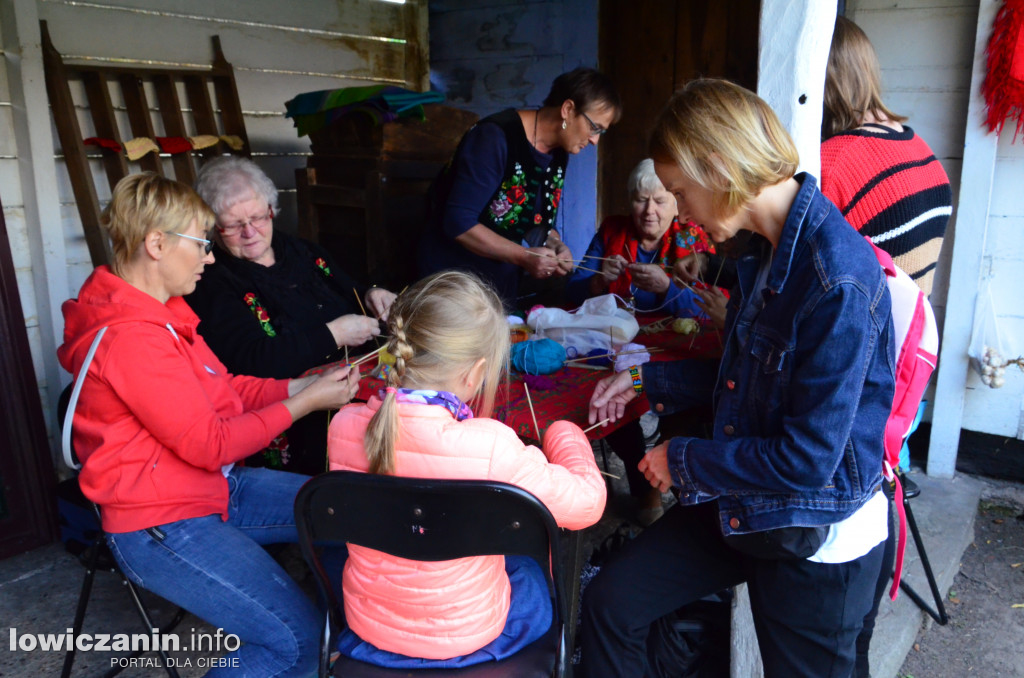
561,119,567,130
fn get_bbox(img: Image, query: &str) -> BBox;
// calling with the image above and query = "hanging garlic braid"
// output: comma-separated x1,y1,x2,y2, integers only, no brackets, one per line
364,271,510,474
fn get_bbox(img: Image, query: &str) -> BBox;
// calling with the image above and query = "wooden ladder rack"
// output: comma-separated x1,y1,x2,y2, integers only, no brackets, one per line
40,21,250,267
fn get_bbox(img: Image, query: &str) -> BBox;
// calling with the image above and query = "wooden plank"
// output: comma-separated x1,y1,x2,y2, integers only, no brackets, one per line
210,36,250,157
928,0,1001,476
118,72,161,174
36,8,409,85
153,71,196,185
80,70,130,191
41,0,411,44
598,0,676,220
39,21,110,267
183,74,223,159
294,167,318,243
307,183,367,209
404,0,430,91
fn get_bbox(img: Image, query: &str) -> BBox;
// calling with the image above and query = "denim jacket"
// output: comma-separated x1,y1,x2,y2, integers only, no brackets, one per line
643,174,894,536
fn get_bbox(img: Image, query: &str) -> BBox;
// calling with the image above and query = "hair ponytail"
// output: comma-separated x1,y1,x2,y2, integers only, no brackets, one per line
365,386,400,475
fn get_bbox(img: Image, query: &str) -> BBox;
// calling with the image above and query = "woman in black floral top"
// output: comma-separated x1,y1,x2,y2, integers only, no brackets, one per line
419,68,621,309
187,156,397,473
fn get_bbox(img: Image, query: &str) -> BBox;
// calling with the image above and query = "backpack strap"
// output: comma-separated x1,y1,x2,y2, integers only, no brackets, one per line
61,327,108,470
884,460,908,600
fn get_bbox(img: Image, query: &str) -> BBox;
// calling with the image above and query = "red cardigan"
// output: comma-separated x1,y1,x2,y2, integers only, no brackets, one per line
58,267,293,533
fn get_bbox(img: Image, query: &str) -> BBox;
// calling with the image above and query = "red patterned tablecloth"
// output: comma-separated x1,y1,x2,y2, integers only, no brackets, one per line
309,317,722,444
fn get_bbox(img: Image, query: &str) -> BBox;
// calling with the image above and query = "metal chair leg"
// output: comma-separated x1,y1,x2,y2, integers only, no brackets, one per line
60,535,102,678
898,495,949,625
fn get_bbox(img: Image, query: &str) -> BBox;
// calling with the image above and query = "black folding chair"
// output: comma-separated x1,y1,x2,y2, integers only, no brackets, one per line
57,384,186,677
885,473,949,625
294,471,569,678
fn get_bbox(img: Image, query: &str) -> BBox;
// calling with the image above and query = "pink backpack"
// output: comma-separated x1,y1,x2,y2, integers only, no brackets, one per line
868,239,939,599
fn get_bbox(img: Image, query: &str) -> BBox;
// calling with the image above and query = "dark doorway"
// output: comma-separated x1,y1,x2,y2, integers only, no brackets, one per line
0,196,58,559
598,0,760,219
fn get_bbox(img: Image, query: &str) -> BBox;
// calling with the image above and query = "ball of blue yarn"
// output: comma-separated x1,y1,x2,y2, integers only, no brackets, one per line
511,338,566,375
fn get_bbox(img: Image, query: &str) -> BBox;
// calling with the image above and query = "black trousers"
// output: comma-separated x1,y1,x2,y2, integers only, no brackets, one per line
855,498,897,677
578,502,886,678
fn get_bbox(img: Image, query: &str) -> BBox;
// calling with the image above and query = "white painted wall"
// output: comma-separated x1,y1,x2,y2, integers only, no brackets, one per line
757,0,836,180
1,0,427,457
851,0,1024,452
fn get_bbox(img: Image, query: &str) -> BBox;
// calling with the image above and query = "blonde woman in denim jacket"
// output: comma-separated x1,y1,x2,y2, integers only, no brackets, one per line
579,79,895,678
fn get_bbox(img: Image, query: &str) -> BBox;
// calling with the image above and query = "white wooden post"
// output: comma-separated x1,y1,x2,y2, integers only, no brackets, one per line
757,0,836,179
928,0,1001,478
0,0,71,444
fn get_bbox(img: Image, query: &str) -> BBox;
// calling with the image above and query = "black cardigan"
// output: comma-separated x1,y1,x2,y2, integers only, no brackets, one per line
186,231,366,379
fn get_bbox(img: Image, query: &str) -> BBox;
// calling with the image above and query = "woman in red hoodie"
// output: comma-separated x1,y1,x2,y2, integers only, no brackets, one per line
58,173,359,677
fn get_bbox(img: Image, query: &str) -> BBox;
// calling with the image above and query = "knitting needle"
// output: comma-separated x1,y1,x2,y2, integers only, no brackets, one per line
344,345,349,364
600,470,622,480
582,418,610,434
563,348,664,364
525,250,603,274
523,382,541,441
711,257,726,288
350,345,385,367
354,286,370,319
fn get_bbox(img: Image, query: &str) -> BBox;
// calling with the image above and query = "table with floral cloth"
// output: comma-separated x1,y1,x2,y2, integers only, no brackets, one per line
307,316,722,444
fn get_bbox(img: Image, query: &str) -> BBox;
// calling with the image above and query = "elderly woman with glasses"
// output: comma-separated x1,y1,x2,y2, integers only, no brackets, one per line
58,172,359,678
186,156,398,473
418,67,621,309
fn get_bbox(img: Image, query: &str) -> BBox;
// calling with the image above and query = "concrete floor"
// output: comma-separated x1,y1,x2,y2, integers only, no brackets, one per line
0,457,993,678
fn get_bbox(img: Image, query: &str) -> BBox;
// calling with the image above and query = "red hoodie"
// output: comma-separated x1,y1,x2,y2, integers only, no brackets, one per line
57,266,293,533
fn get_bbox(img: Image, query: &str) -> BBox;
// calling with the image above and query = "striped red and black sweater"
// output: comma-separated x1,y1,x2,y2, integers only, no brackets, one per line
821,124,952,296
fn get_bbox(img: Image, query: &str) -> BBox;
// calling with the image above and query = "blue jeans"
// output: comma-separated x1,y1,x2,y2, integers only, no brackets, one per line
107,467,320,678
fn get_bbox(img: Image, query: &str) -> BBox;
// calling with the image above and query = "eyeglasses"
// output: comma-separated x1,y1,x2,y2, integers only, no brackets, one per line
174,232,213,254
579,110,608,136
216,207,273,236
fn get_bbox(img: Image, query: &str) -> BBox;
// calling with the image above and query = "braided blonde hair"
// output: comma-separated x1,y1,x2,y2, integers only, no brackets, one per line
364,271,510,474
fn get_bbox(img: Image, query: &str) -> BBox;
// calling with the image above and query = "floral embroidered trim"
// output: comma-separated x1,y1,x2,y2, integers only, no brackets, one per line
488,162,532,231
261,432,290,469
315,257,332,277
243,292,277,337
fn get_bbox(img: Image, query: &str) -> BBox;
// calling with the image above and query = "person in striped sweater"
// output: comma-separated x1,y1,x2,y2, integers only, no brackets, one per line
821,15,952,297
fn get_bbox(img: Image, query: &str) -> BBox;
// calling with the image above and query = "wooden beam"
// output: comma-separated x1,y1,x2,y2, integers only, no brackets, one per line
928,0,1002,478
210,35,250,157
153,72,197,186
81,70,129,191
39,20,111,267
119,72,161,174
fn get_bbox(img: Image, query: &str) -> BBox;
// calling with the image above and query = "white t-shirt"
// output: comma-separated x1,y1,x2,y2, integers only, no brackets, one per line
808,490,888,563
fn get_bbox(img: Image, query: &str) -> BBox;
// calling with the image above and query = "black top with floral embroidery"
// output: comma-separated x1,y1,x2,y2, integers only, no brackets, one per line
475,108,567,240
419,108,569,307
185,230,367,380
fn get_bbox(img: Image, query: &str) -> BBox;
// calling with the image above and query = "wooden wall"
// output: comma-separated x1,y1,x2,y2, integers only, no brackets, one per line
1,0,428,455
852,0,1024,440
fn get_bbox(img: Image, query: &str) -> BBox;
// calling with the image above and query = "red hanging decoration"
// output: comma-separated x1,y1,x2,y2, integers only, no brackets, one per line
984,0,1024,140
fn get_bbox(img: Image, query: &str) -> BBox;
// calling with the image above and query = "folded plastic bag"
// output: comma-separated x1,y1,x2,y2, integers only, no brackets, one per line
527,294,639,357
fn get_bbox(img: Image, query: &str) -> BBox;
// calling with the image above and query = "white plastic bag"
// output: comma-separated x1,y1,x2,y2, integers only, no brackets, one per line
968,283,1010,388
527,294,639,358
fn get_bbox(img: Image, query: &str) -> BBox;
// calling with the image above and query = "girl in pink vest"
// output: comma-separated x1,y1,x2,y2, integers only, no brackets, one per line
327,270,606,668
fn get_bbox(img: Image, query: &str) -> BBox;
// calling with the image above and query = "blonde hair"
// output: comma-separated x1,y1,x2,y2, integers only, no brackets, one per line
102,173,215,277
823,16,907,139
364,271,510,475
649,79,799,216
